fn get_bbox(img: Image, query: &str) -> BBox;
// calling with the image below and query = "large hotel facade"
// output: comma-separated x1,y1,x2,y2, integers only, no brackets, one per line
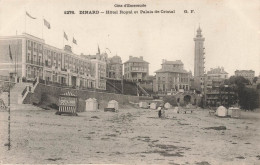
0,33,107,90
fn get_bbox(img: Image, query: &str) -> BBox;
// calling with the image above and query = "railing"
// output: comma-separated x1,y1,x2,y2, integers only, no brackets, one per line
137,83,149,96
32,77,38,86
106,80,122,93
20,85,32,104
21,87,27,97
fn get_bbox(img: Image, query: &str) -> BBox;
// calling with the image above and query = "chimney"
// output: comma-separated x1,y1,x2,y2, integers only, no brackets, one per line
129,56,133,59
64,45,72,53
162,59,166,64
140,56,143,60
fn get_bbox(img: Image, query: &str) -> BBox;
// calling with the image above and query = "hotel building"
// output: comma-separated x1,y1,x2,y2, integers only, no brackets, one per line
80,53,107,90
0,33,106,90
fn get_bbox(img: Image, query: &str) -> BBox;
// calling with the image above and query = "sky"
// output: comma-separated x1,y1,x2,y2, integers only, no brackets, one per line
0,0,259,76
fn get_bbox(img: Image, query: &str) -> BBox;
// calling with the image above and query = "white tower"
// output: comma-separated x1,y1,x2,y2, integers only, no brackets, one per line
194,26,205,91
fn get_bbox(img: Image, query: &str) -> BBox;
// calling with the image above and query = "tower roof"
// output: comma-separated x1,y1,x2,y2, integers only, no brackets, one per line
197,26,202,32
196,26,202,37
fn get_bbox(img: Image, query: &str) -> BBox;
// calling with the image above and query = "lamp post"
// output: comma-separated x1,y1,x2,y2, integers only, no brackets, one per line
7,72,12,150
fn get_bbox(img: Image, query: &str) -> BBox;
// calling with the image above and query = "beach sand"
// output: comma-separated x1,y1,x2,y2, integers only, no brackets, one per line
0,107,259,164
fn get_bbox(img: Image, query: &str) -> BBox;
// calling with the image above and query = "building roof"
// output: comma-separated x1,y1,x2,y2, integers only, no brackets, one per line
207,67,228,74
155,68,188,73
109,55,122,64
124,57,149,64
235,70,255,73
163,60,183,65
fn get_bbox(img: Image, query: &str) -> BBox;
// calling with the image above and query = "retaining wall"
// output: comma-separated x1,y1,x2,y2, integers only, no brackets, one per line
28,83,140,111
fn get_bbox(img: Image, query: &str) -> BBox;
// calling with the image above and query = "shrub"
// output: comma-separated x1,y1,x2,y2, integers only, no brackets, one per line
49,103,59,110
163,96,177,106
239,87,259,110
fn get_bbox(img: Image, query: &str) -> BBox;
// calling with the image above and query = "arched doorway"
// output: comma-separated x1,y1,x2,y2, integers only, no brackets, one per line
184,95,191,105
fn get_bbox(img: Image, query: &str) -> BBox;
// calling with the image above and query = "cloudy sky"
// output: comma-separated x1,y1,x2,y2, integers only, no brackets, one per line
0,0,259,76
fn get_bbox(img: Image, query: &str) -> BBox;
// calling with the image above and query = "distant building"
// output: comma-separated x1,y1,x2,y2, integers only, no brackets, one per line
205,67,233,107
154,59,190,94
107,55,123,80
123,56,149,82
235,70,255,84
193,26,206,92
207,67,228,81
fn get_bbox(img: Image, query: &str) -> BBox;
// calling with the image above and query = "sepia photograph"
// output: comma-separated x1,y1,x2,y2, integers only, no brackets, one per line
0,0,259,164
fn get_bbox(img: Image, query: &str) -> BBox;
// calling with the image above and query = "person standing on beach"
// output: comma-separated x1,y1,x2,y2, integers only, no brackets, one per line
158,106,162,118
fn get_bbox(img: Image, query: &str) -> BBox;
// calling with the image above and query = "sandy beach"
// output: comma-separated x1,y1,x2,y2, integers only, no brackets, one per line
0,107,259,165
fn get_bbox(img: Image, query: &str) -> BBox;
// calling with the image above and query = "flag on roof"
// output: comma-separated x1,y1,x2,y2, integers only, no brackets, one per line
26,11,36,19
98,45,100,54
64,32,68,41
44,19,51,29
9,45,13,61
73,37,77,45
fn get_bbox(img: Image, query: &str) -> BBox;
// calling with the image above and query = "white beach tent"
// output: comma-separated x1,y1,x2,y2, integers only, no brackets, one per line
216,106,228,117
150,102,157,110
228,107,241,118
107,100,119,111
139,102,149,109
173,107,179,113
164,102,172,109
85,98,98,111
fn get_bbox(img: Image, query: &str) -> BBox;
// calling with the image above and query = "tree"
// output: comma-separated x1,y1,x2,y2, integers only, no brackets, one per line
224,76,259,110
225,76,250,89
257,84,260,90
253,77,258,84
239,87,259,110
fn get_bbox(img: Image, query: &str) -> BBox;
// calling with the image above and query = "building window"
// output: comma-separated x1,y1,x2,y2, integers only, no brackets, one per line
27,66,31,77
27,53,30,62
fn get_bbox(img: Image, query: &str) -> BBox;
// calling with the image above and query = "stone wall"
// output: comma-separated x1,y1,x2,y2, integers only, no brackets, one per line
163,93,202,106
28,83,140,111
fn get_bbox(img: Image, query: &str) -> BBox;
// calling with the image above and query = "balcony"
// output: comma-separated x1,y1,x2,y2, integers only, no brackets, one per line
61,68,67,72
27,60,44,66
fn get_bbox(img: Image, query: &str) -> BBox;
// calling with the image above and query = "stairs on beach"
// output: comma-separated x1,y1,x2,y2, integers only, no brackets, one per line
0,82,33,105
